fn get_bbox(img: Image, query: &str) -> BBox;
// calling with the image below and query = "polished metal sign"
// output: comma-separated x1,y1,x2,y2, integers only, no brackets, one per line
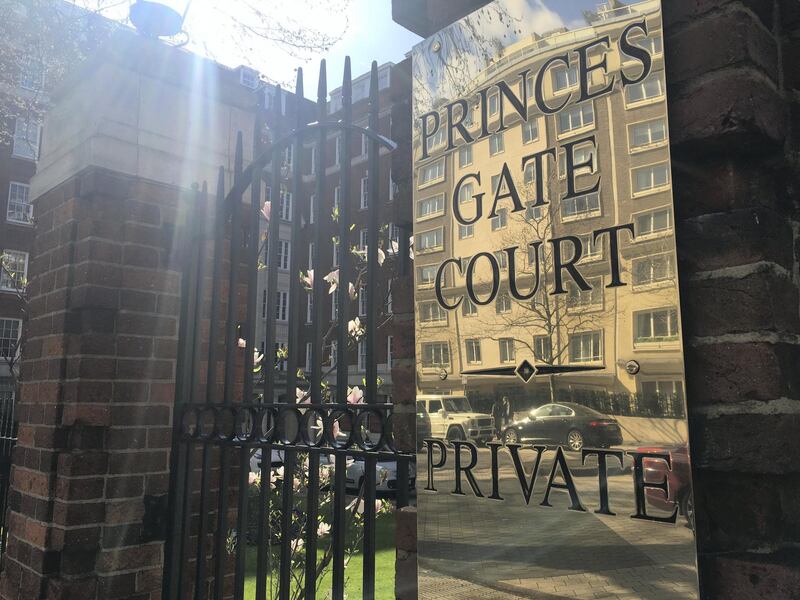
411,1,699,597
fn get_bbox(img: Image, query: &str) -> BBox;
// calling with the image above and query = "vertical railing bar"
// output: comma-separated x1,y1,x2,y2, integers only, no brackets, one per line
362,61,381,600
362,453,377,599
365,61,380,408
332,56,353,600
256,440,271,600
195,170,226,600
214,133,245,600
286,71,305,407
310,61,327,405
167,184,206,600
304,451,320,599
279,448,296,600
235,116,264,599
263,87,283,407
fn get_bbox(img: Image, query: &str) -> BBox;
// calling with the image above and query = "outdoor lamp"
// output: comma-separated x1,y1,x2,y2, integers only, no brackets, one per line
129,0,192,38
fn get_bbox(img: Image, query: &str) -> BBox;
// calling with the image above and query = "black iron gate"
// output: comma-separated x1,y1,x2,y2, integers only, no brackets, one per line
162,58,413,600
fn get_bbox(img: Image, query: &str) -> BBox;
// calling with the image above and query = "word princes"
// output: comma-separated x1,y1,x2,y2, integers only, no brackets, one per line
419,19,654,157
424,440,679,524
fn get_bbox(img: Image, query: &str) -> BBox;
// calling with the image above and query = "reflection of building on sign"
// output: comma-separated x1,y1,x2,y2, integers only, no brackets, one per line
413,1,699,597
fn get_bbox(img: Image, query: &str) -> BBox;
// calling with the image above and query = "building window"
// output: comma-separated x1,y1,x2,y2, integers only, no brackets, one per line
494,251,508,271
310,146,317,175
488,92,499,116
386,336,394,367
279,189,292,221
418,158,445,187
417,193,445,219
525,202,543,223
561,192,601,221
359,229,368,251
559,144,597,177
12,117,40,161
359,285,367,317
6,182,32,225
489,132,505,155
332,240,340,267
455,185,474,210
389,169,396,201
334,186,341,212
625,71,665,105
534,336,552,363
426,127,445,153
417,265,438,288
632,163,670,195
628,34,663,57
361,133,369,157
640,380,683,402
0,251,28,291
306,295,313,323
552,64,578,92
329,340,337,367
334,135,342,166
415,228,443,253
275,291,289,321
633,254,675,287
283,145,294,170
496,293,511,314
462,297,477,317
569,332,602,363
566,277,602,308
262,289,267,318
499,338,515,363
0,319,20,358
491,208,508,230
557,102,594,135
458,145,473,167
306,342,313,368
522,120,538,144
421,342,450,368
331,293,339,320
19,57,45,91
635,207,672,237
358,339,367,371
465,339,481,364
629,118,667,151
308,243,314,270
577,233,603,261
309,194,315,225
458,223,473,239
360,176,369,209
420,301,447,323
277,240,290,270
386,280,393,314
635,308,679,344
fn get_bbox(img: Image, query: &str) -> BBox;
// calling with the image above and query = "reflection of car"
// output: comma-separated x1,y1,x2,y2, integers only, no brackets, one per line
637,445,694,528
416,395,494,444
502,402,623,451
416,406,431,450
343,458,416,496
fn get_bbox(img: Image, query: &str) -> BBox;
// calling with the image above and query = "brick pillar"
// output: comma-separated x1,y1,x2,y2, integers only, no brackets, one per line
0,168,184,599
665,1,800,596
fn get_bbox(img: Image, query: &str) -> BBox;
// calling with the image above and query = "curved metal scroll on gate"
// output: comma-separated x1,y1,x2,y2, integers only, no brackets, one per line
162,58,413,600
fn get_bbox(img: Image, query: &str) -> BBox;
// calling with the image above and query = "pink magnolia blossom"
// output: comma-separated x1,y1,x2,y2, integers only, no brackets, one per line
253,349,264,366
261,201,271,222
237,338,247,348
389,240,400,256
346,386,364,404
301,269,314,290
317,522,331,537
347,317,364,340
348,282,357,300
323,269,339,294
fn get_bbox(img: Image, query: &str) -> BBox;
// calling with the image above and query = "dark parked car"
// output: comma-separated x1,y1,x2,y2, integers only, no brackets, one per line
637,444,694,529
502,402,623,451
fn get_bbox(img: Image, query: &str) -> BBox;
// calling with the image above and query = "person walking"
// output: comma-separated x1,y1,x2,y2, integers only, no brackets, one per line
501,396,511,431
491,399,504,440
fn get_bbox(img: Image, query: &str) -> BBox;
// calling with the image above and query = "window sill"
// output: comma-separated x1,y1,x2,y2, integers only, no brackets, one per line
629,140,668,155
632,185,671,199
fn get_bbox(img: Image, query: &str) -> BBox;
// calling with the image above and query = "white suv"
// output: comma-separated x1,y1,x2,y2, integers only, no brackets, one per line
416,395,494,444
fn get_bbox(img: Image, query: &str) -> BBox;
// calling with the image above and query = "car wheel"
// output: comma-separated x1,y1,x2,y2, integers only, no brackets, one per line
680,492,695,530
503,429,519,444
566,429,584,452
446,426,465,442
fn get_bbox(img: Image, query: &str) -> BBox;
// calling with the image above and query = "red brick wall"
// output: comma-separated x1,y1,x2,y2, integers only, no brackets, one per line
0,168,183,600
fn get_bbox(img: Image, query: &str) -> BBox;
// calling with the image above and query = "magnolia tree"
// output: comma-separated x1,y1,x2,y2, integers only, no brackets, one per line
0,253,27,383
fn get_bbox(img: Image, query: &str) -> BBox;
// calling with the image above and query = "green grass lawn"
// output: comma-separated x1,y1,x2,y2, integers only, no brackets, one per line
243,512,396,599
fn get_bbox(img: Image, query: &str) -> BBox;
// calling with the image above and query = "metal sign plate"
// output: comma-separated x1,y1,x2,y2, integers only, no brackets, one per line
411,1,700,597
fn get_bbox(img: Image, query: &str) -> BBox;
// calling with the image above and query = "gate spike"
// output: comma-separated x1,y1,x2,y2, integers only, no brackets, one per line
295,67,304,103
318,59,327,105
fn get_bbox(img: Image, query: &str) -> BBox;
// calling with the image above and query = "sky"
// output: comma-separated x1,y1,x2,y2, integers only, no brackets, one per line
80,0,422,97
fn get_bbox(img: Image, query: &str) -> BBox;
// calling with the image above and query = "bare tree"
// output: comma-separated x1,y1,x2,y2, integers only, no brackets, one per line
0,252,27,384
